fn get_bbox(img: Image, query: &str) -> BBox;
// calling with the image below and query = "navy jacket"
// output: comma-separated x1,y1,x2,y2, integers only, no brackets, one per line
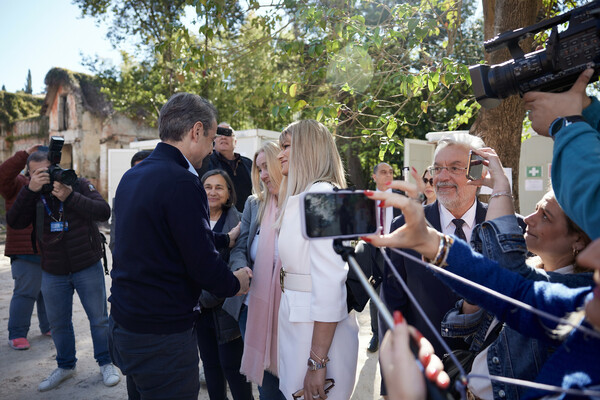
383,200,487,356
109,142,240,334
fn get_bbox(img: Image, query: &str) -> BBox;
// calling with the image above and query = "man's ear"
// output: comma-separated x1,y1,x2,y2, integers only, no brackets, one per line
192,121,204,142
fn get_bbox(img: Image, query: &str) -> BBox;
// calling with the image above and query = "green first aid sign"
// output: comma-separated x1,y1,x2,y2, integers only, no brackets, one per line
527,166,542,178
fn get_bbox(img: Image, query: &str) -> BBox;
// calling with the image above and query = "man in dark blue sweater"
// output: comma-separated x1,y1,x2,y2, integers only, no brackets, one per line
108,93,252,400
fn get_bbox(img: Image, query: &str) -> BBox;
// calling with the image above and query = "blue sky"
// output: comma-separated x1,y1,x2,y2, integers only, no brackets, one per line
0,0,121,94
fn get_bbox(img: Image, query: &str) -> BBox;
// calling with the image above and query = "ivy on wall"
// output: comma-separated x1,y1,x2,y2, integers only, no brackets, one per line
0,91,43,128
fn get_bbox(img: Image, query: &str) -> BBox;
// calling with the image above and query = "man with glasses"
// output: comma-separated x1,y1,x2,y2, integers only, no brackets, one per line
381,134,488,358
197,122,252,211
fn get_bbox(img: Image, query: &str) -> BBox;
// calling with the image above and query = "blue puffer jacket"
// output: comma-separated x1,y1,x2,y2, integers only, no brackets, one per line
552,96,600,240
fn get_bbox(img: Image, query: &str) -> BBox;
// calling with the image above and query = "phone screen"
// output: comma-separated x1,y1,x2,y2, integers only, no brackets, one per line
467,150,484,181
301,191,378,239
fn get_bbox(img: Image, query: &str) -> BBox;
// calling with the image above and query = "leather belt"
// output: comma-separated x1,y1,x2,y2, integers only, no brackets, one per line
280,268,312,292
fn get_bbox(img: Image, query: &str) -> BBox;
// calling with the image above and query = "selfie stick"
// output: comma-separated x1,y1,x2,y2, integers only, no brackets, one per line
332,239,452,400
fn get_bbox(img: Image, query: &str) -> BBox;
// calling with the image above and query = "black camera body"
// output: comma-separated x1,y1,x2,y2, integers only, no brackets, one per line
42,136,78,193
470,1,600,109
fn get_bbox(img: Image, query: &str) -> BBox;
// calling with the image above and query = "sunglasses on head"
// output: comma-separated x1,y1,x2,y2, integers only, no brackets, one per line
422,177,433,185
292,378,335,399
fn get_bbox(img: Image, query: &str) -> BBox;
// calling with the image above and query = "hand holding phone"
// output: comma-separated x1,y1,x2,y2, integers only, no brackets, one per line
466,150,484,181
301,191,378,240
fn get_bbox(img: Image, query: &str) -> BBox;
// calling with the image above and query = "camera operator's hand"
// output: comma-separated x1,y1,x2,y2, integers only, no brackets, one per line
228,222,241,248
52,181,73,202
524,68,593,136
234,266,253,295
28,168,50,193
26,144,42,155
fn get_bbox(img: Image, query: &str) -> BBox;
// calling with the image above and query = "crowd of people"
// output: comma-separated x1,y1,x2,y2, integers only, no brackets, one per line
1,68,598,400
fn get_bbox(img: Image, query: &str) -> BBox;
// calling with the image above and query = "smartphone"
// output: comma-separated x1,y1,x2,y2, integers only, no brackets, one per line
300,191,378,240
466,150,484,181
216,127,233,136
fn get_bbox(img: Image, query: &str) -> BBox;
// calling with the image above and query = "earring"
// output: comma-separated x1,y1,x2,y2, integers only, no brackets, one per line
573,247,580,258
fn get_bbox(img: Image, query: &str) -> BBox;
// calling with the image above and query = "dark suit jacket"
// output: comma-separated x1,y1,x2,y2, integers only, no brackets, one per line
382,200,487,356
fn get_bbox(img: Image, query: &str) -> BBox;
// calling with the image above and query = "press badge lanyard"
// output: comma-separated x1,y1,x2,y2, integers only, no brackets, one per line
40,195,68,232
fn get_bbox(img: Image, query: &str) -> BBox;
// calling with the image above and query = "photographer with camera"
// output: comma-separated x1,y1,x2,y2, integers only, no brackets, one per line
0,144,51,351
524,68,600,241
6,145,120,392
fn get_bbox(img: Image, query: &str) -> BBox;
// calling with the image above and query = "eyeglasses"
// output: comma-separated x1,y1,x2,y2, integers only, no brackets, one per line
292,378,335,399
422,177,433,185
428,166,468,176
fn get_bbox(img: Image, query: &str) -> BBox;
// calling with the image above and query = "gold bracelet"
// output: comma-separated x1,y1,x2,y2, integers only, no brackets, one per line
310,349,329,364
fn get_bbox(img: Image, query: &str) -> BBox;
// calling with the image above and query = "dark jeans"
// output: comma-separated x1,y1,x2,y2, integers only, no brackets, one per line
196,308,253,400
238,306,285,400
108,315,200,400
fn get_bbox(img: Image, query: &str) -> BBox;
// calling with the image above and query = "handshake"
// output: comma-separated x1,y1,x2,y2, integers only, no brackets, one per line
234,267,253,296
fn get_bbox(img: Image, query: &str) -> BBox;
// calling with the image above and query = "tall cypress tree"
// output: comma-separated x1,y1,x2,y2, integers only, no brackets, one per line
24,69,32,94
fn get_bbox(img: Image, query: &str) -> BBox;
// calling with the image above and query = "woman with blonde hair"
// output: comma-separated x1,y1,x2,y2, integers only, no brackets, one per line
276,120,359,400
223,141,286,399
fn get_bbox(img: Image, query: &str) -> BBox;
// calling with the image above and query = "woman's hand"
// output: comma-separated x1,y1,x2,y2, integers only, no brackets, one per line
467,147,510,193
410,167,427,200
380,311,450,400
228,222,241,248
363,181,440,259
303,368,328,399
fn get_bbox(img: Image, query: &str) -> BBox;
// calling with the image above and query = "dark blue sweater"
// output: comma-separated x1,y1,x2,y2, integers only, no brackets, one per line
109,142,240,334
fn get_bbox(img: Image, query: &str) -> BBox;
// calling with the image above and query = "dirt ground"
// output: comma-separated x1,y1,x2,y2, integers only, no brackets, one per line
0,231,383,399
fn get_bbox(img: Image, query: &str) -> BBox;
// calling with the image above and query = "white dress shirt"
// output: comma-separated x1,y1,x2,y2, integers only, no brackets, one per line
438,200,477,243
376,188,394,234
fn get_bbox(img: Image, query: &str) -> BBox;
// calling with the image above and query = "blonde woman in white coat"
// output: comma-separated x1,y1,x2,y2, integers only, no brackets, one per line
276,120,359,400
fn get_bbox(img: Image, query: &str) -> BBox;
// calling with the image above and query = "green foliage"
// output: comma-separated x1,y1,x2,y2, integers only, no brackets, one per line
0,91,43,128
269,0,483,184
74,0,486,184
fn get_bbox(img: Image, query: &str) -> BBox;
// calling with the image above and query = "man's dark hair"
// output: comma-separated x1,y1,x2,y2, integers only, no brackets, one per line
158,93,218,142
201,169,237,210
130,150,152,168
26,150,49,174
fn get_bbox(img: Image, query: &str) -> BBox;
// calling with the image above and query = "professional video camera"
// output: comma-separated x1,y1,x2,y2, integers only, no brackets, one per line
469,0,600,109
42,136,78,193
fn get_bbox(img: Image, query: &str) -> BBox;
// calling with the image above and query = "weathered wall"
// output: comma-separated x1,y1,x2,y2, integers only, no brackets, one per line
0,116,49,160
45,83,157,198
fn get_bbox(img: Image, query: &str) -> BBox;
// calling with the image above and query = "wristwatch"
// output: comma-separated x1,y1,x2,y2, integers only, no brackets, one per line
307,357,329,371
548,115,586,138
